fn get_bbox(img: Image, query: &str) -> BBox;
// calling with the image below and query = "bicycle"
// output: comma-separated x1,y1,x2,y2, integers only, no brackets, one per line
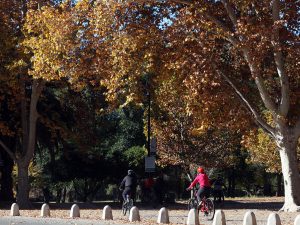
187,187,215,220
122,194,133,216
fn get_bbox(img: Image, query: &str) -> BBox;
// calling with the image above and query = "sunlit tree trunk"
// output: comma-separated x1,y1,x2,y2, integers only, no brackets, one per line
275,129,300,211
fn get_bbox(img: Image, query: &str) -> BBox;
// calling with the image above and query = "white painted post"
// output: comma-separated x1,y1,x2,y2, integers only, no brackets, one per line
129,206,140,222
70,204,80,218
186,208,199,225
212,210,226,225
41,203,50,217
243,211,257,225
157,207,169,224
102,205,113,220
294,215,300,225
267,213,281,225
10,203,20,216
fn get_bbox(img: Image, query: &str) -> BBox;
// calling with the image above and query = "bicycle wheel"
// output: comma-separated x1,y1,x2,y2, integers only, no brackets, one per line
188,198,198,210
128,199,133,211
122,202,128,216
205,198,215,220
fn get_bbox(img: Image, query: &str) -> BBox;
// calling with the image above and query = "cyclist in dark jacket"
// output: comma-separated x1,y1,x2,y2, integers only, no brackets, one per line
119,169,137,202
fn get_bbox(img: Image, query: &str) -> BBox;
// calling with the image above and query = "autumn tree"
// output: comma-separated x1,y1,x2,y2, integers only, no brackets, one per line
160,0,300,211
2,0,121,206
98,0,300,211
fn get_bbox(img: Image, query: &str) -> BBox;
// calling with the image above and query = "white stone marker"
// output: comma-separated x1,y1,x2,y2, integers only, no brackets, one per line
157,207,169,224
294,215,300,225
267,213,281,225
10,203,20,216
243,211,257,225
102,205,113,220
212,210,226,225
70,204,80,218
129,206,140,222
41,203,50,217
186,208,199,225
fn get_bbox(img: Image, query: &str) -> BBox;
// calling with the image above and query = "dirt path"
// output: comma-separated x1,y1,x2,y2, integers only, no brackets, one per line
0,197,298,225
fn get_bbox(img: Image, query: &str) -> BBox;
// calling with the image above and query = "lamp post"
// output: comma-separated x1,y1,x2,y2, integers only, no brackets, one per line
147,91,151,157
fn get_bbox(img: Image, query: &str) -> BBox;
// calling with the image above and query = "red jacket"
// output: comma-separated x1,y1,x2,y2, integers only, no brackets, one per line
189,173,211,189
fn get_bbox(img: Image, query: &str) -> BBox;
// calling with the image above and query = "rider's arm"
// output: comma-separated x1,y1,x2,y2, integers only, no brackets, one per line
119,177,126,190
188,176,199,189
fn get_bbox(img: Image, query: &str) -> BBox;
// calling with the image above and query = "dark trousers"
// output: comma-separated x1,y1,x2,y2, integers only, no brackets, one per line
122,187,135,202
196,187,211,202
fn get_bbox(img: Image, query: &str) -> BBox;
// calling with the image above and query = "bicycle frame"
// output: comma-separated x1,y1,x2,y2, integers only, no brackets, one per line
187,188,215,220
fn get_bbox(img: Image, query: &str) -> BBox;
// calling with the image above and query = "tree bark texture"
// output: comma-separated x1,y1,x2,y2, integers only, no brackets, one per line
276,132,300,211
16,161,30,208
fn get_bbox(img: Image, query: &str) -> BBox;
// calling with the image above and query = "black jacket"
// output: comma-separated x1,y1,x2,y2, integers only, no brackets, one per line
120,174,137,189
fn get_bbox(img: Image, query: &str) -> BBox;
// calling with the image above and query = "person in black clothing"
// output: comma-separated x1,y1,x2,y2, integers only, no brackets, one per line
119,169,137,202
212,176,226,203
154,172,165,205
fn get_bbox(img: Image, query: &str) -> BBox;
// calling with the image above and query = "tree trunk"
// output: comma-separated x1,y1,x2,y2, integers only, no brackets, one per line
16,161,31,208
0,153,14,201
276,133,300,211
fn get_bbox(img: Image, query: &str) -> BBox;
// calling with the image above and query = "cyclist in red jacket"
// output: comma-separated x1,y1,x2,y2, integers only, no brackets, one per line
186,167,211,202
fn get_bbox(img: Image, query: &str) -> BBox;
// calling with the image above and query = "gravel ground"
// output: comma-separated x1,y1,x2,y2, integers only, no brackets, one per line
0,197,299,225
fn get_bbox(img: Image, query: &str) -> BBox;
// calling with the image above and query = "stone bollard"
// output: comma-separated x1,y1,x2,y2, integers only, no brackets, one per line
10,203,20,216
157,207,169,224
267,213,281,225
212,210,226,225
129,206,140,222
102,205,113,220
70,204,80,218
186,208,199,225
294,215,300,225
41,203,50,217
243,211,257,225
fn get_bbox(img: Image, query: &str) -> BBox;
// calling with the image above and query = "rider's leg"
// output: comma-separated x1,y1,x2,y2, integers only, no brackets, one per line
122,187,131,202
196,188,205,202
122,190,127,202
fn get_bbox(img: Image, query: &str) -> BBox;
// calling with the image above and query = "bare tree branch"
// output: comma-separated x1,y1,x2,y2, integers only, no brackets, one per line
0,140,17,161
214,66,276,136
272,0,290,117
204,14,240,46
221,0,238,26
242,49,278,116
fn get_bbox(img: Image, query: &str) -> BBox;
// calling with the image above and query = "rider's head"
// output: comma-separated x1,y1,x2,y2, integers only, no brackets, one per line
128,169,134,175
197,167,204,174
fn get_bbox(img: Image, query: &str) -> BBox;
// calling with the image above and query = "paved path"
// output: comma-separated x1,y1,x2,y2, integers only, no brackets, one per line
0,216,133,225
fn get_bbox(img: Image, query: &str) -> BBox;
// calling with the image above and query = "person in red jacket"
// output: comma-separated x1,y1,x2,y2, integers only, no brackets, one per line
186,167,211,202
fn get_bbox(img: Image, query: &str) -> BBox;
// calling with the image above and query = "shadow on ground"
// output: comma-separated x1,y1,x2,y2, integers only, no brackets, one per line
0,199,284,211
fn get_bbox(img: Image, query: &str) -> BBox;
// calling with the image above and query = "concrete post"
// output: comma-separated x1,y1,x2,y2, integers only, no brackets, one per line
267,213,281,225
129,206,140,222
41,203,50,217
70,204,80,218
157,207,169,224
186,208,199,225
243,211,257,225
102,205,113,220
212,210,226,225
10,203,20,216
